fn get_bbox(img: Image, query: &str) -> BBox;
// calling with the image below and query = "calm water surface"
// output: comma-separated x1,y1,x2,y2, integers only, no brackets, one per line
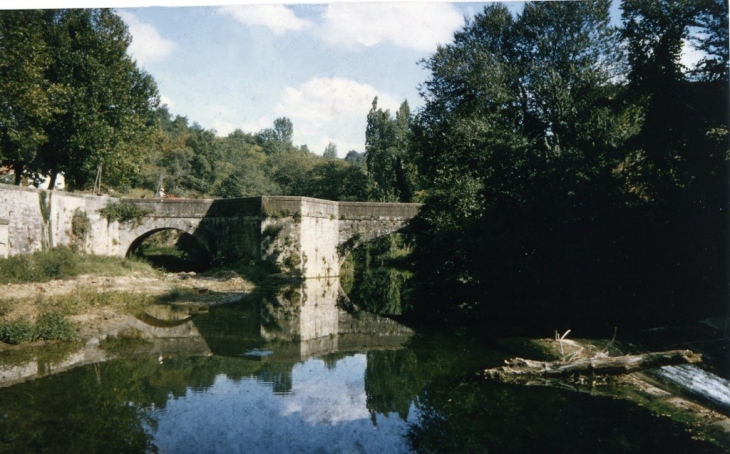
0,277,727,453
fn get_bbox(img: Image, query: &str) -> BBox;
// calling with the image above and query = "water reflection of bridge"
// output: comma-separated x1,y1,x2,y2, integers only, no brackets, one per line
193,278,413,361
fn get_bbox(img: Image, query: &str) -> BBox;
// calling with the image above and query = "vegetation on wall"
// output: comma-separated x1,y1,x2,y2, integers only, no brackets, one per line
98,201,153,224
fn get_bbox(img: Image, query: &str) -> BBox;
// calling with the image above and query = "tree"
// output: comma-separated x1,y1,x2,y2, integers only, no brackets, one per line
615,0,729,324
412,1,634,323
273,117,293,145
620,0,729,206
323,142,338,159
344,150,365,166
257,117,296,155
0,10,66,185
365,98,416,202
308,159,370,201
36,9,159,191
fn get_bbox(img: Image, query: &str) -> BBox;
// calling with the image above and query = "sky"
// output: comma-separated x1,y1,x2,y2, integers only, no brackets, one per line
9,1,701,157
114,2,528,156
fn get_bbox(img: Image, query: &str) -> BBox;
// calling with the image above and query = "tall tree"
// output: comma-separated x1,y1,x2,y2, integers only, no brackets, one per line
616,0,729,322
412,1,633,323
0,10,65,185
37,9,159,191
620,0,729,206
323,142,338,159
258,117,296,155
365,98,416,202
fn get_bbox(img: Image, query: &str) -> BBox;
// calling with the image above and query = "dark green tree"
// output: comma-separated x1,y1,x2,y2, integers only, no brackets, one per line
365,98,416,202
344,150,365,166
412,1,635,324
35,9,159,191
0,10,68,185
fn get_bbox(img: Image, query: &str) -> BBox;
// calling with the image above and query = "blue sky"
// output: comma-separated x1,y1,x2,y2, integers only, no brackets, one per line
113,2,528,156
15,1,699,157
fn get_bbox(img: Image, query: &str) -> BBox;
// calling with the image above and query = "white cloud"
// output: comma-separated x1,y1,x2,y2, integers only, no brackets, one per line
212,120,238,137
159,94,175,110
276,76,400,127
220,5,313,36
219,3,463,52
117,11,177,66
317,3,464,52
275,76,402,156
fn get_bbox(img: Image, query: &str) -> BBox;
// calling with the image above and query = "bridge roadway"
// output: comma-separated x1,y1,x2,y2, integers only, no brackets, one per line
0,183,420,278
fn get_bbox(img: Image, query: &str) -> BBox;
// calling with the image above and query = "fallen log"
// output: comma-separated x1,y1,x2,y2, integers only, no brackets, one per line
484,349,702,383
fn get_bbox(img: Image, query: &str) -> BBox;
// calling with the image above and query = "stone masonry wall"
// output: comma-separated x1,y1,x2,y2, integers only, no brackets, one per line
0,218,7,258
0,184,420,277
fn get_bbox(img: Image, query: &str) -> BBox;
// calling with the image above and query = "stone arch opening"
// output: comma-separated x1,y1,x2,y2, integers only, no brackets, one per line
127,228,213,272
339,232,415,316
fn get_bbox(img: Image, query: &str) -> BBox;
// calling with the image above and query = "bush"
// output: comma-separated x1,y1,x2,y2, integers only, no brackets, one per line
0,247,158,284
0,319,35,344
34,312,76,342
0,313,76,345
99,202,153,223
35,245,79,280
71,208,90,239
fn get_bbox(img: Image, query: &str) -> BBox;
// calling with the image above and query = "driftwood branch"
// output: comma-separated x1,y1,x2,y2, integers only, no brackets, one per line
484,349,702,383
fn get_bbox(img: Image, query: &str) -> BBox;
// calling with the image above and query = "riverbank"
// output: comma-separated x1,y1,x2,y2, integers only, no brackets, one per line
0,269,254,351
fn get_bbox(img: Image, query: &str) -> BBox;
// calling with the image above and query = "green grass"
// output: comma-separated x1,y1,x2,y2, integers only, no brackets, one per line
0,246,158,284
34,289,158,317
0,312,76,345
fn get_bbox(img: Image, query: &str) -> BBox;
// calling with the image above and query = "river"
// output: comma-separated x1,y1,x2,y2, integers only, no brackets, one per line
0,275,728,453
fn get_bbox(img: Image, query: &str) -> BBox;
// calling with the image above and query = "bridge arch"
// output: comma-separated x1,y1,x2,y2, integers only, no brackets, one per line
125,227,213,272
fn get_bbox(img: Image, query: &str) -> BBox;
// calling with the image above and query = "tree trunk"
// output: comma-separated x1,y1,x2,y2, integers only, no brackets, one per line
13,163,22,185
484,350,702,382
48,171,58,190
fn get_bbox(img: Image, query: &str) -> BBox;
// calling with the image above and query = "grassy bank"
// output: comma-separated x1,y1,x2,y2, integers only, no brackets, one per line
0,288,164,345
0,246,158,284
0,248,263,346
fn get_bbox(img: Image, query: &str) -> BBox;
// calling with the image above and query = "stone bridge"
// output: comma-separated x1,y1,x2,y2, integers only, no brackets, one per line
0,183,421,278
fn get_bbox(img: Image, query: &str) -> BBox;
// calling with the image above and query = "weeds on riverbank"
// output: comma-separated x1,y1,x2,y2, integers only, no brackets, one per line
0,312,76,344
0,246,158,284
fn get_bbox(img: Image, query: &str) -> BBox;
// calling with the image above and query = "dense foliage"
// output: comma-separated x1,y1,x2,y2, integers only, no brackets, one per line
132,107,374,201
0,9,376,199
410,0,728,330
0,9,159,190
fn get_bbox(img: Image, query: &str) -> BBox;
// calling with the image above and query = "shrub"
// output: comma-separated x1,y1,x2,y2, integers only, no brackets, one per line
0,319,35,344
34,245,79,280
0,313,76,344
34,312,76,342
0,247,158,284
99,202,153,224
71,208,91,239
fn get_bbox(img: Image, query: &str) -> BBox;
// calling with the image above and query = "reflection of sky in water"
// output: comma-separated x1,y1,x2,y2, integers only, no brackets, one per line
149,354,415,453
